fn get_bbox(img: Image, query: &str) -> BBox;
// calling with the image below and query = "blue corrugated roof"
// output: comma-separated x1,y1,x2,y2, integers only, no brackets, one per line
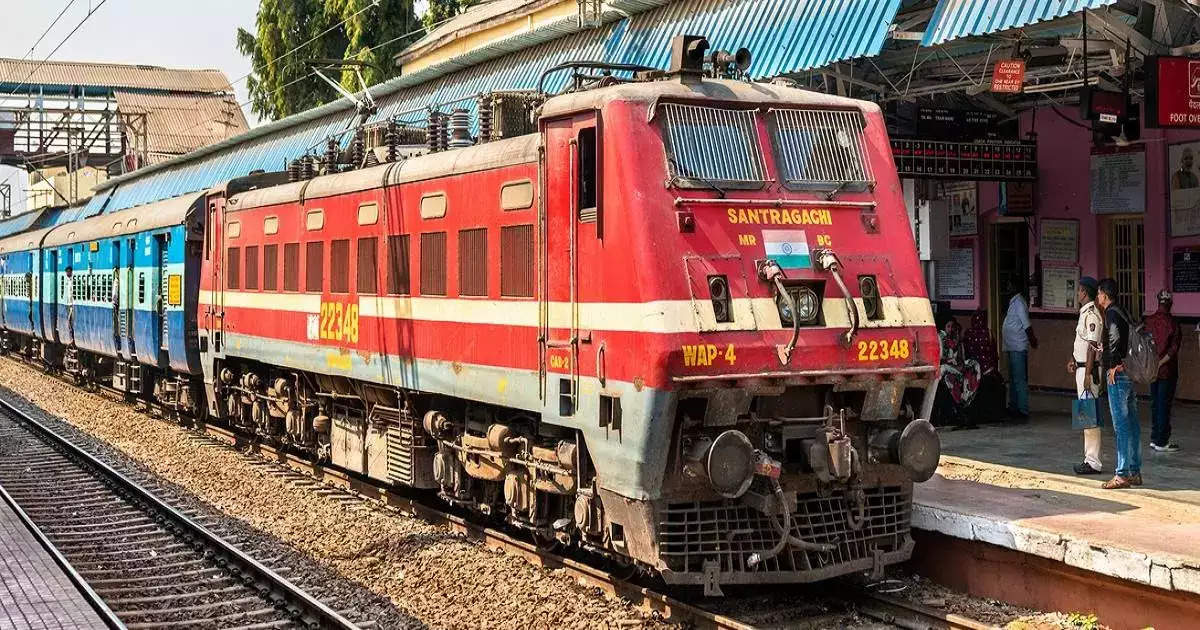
921,0,1117,47
91,0,903,215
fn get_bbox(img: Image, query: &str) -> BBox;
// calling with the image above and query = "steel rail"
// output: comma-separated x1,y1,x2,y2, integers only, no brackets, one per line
0,396,360,630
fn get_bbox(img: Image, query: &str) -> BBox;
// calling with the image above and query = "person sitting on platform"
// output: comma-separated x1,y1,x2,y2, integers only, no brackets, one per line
963,310,1005,423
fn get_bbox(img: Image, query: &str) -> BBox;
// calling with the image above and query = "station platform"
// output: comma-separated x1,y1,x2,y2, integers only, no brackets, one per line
910,391,1200,628
0,490,107,629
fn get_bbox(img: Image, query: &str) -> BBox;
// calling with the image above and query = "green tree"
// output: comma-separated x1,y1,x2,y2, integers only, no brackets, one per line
237,0,419,121
422,0,480,31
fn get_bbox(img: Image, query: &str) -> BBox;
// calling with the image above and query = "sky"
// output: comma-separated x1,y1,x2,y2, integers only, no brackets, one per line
0,1,262,213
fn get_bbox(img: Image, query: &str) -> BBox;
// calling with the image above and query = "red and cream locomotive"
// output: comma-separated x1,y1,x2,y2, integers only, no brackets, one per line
4,36,941,593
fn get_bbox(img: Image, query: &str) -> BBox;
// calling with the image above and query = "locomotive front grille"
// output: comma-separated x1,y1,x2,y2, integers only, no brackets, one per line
658,485,911,581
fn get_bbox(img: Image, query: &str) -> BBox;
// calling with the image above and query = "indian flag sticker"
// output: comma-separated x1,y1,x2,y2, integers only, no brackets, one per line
763,230,811,269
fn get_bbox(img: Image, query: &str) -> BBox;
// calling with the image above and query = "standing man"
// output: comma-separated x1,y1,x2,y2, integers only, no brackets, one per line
1069,277,1103,475
1002,279,1037,421
1145,289,1182,452
1097,279,1142,489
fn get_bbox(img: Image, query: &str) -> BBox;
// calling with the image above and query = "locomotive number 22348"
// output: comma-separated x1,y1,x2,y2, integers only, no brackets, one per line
856,338,910,362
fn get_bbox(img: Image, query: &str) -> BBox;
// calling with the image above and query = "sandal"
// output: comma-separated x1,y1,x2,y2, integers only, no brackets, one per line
1130,473,1143,486
1102,476,1132,489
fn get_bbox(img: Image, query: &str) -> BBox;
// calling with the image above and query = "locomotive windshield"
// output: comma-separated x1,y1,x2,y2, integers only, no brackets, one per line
768,108,874,190
660,103,767,187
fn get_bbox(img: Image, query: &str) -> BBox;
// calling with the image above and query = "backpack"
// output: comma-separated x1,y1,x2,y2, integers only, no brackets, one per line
1122,312,1159,385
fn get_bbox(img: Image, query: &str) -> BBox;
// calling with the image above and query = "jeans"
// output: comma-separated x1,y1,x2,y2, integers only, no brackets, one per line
1006,351,1029,415
1107,372,1142,477
1150,378,1177,446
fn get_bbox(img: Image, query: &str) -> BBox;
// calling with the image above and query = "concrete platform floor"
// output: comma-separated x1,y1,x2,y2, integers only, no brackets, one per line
914,391,1200,597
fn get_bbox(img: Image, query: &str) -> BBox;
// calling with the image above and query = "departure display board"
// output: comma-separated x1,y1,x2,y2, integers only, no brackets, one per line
891,138,1037,181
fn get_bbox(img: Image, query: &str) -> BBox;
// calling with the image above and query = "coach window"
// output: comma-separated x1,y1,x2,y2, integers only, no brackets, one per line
245,245,260,290
227,247,241,290
283,243,300,291
263,244,278,291
306,241,324,292
330,239,350,293
419,232,446,296
138,273,146,304
386,235,410,295
577,127,598,224
357,238,377,294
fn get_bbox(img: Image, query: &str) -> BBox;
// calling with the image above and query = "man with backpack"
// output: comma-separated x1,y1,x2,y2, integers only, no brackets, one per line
1096,279,1145,489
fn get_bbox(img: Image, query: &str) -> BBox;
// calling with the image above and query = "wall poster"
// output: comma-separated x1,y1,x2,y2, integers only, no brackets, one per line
1039,219,1079,263
1173,248,1200,293
939,181,978,236
1168,141,1200,236
936,247,975,300
1042,266,1081,311
1090,147,1145,214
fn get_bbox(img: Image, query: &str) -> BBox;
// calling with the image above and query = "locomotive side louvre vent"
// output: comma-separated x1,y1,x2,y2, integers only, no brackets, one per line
357,237,378,294
305,241,324,292
385,405,437,489
458,228,487,297
244,246,259,290
331,239,350,294
387,235,411,295
283,243,300,291
768,108,873,189
420,192,447,219
500,224,534,298
263,244,279,291
661,103,766,185
420,232,447,296
226,247,240,290
500,180,534,211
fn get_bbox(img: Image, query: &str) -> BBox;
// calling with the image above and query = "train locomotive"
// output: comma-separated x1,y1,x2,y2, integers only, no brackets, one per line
0,36,940,594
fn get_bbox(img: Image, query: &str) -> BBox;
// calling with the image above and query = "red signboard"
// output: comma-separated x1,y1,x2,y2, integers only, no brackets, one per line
991,60,1026,93
1147,55,1200,128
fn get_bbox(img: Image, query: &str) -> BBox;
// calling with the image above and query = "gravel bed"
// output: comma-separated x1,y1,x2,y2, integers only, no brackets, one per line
0,357,664,629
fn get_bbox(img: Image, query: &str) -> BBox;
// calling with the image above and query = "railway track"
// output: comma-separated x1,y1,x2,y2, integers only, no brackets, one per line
0,361,994,630
0,398,360,630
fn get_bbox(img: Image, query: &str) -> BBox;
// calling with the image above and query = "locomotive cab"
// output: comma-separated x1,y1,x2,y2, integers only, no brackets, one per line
536,40,941,592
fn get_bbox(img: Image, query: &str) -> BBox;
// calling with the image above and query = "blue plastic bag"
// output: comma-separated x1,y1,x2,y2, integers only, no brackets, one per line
1072,393,1100,430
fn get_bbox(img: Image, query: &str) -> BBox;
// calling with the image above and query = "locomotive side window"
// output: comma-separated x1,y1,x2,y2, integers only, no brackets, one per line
227,247,241,290
386,235,410,295
283,243,300,291
306,209,324,231
500,224,534,298
768,108,873,190
458,228,487,297
420,193,447,219
577,127,598,223
660,103,766,186
357,238,377,294
330,239,350,294
357,203,378,226
244,246,259,290
263,244,279,291
419,232,446,296
306,242,324,292
500,180,533,211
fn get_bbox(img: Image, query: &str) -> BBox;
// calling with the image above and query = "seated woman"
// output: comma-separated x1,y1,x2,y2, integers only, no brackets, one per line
934,318,981,428
962,310,1007,424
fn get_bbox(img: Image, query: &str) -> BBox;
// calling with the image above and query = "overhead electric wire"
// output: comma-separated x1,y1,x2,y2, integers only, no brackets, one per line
4,0,111,98
19,0,81,67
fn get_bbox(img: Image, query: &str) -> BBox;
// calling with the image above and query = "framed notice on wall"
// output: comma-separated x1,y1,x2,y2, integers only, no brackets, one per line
1173,248,1200,293
1042,266,1081,311
935,247,975,300
1039,219,1079,263
940,181,978,236
1168,141,1200,236
1090,146,1145,214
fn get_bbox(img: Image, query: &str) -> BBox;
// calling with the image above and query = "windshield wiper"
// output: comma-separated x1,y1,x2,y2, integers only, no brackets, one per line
667,157,726,198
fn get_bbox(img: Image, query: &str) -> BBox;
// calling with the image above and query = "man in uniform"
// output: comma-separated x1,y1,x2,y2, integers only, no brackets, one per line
1069,277,1103,475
